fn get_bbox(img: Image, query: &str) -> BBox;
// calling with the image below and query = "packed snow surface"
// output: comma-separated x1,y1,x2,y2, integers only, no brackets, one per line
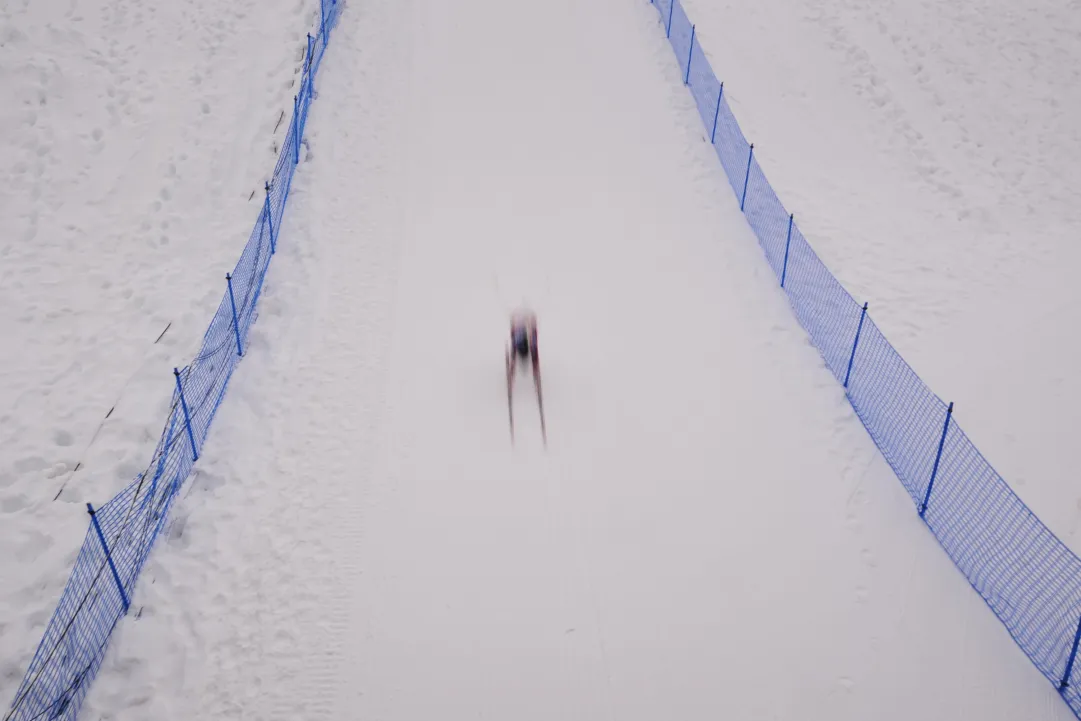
2,0,1078,719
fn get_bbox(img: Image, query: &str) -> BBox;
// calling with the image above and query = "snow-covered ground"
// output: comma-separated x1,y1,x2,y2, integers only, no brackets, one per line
0,0,319,703
680,0,1081,545
0,0,1058,718
4,0,1076,717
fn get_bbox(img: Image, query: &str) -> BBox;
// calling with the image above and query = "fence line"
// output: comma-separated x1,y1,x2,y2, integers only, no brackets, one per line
3,2,340,719
646,0,1081,716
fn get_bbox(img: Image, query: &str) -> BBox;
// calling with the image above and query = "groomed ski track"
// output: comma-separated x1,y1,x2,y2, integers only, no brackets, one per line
81,0,1073,719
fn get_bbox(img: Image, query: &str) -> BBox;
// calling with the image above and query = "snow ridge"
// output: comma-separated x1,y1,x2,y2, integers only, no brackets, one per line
646,0,1081,716
1,3,341,720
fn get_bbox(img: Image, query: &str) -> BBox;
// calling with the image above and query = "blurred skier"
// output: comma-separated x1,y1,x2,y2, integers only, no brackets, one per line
505,308,545,444
507,308,539,376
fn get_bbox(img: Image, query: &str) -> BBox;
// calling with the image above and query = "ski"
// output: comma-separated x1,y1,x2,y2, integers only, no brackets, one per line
534,364,547,446
506,350,515,441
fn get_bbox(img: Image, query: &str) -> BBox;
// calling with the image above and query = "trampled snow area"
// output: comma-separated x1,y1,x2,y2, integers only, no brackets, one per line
3,0,1079,720
0,0,321,705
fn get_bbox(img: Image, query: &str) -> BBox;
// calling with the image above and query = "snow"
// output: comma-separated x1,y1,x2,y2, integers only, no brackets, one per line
678,0,1081,545
3,0,1078,719
0,0,320,704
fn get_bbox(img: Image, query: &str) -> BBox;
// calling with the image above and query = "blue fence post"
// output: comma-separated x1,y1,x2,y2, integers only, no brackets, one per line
843,302,868,389
710,82,724,144
264,181,276,254
780,213,794,288
226,273,243,357
173,368,199,462
321,0,327,41
1061,614,1081,691
919,401,954,517
87,503,130,613
293,95,300,166
739,143,754,211
666,0,675,38
684,25,695,85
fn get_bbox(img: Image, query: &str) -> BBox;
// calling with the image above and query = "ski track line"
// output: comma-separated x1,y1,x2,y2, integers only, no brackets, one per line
321,3,409,715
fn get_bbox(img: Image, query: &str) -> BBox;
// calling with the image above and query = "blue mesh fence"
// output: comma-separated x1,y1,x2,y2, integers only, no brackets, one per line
3,3,341,720
646,0,1081,715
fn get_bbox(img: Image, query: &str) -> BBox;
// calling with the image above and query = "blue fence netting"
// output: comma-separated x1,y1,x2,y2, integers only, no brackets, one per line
645,0,1081,716
2,2,341,720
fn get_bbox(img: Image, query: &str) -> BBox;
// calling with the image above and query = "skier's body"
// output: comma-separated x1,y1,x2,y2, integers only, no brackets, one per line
507,309,539,376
